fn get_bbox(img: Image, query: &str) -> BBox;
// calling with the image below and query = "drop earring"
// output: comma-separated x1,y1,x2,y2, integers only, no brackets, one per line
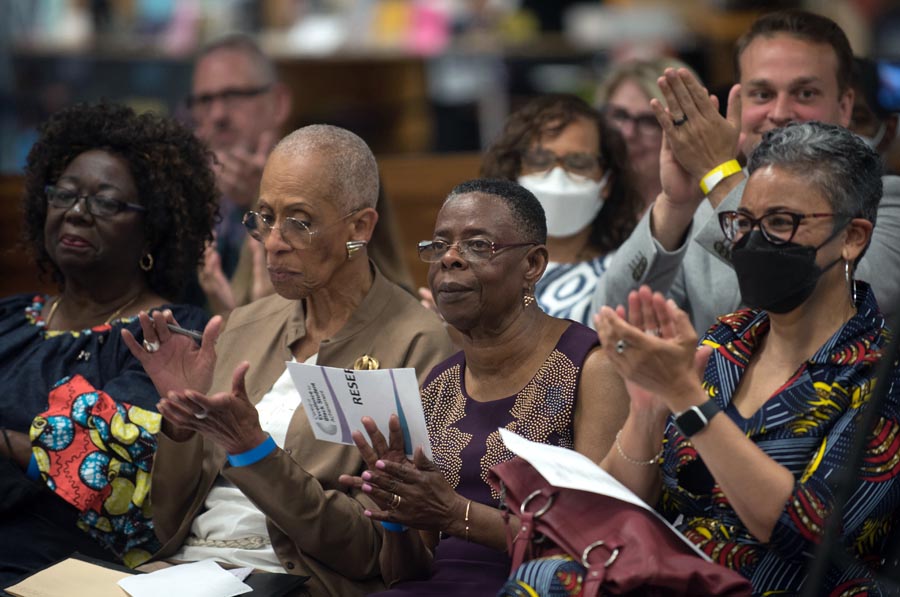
523,291,536,308
845,259,857,304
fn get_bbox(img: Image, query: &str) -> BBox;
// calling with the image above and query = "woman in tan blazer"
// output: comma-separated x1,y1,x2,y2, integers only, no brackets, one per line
124,124,453,597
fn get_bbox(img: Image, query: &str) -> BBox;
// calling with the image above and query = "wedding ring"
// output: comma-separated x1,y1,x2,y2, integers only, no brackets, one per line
142,339,160,353
193,407,209,420
672,114,688,126
615,339,627,355
644,328,661,337
389,493,402,510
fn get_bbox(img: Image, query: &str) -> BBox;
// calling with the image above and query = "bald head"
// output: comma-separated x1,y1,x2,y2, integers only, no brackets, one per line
273,124,379,211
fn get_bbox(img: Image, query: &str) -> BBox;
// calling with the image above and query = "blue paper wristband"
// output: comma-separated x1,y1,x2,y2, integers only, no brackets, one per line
226,435,277,467
381,521,408,533
25,454,39,480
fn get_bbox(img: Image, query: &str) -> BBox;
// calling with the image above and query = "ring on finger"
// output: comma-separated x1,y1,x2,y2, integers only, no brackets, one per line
142,339,160,353
615,339,627,355
672,114,688,126
193,407,209,420
644,328,661,337
389,493,402,510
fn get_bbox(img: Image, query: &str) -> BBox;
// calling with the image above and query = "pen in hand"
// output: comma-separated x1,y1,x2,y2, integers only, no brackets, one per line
166,323,203,343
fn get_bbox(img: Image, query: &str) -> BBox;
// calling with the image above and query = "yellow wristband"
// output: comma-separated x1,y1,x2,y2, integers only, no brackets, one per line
699,159,742,195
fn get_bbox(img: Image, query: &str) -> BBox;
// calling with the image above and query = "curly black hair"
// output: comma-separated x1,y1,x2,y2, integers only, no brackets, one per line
481,94,642,255
22,102,218,300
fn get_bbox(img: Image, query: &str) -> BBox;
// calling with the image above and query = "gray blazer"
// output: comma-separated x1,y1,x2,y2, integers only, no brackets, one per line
592,175,900,334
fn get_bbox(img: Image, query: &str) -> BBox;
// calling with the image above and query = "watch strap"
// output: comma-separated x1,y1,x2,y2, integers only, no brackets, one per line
674,399,721,438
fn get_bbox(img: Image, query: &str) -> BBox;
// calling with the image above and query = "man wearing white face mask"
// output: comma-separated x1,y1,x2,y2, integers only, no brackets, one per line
476,94,643,326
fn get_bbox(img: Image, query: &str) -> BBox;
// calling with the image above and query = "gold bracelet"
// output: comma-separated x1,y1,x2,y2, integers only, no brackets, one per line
464,499,472,542
614,429,663,466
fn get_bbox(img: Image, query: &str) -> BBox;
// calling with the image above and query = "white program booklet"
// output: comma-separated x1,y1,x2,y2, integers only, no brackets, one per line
498,428,710,561
286,362,432,459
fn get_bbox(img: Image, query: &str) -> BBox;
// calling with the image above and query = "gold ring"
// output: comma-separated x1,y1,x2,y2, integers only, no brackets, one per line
390,493,401,510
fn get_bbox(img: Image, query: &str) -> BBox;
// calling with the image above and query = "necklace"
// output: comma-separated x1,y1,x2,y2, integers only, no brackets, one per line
44,294,141,330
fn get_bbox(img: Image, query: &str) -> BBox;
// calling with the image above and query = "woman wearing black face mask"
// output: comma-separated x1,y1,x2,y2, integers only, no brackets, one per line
589,122,900,596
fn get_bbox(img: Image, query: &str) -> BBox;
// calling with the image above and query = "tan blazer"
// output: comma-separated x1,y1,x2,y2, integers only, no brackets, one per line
150,266,453,597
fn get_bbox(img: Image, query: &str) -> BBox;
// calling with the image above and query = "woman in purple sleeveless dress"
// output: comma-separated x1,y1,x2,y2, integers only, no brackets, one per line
340,179,630,596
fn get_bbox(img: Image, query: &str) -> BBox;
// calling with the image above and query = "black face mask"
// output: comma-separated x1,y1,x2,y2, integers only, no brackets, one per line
730,229,844,314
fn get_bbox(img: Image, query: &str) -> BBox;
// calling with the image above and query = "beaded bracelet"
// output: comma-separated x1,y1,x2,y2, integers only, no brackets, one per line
614,429,663,466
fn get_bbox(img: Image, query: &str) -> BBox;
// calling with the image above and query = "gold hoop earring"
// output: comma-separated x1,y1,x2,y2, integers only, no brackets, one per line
140,253,154,272
346,240,367,260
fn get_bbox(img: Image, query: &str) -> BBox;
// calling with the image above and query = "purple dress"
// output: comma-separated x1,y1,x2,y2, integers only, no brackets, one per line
376,322,599,596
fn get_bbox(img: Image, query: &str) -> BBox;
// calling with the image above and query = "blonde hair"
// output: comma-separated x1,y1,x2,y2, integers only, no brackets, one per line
595,57,698,109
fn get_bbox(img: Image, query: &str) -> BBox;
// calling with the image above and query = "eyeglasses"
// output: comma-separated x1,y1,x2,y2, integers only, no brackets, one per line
603,106,661,136
417,238,537,263
521,148,604,177
243,209,358,250
718,210,847,245
186,84,272,115
45,185,146,217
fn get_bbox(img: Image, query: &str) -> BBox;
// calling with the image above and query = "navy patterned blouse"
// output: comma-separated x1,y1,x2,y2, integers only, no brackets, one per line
659,282,900,596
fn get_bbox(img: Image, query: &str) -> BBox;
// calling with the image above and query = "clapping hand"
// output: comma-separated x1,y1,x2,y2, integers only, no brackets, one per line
339,416,466,533
595,286,712,415
157,361,266,451
653,68,743,182
122,309,222,399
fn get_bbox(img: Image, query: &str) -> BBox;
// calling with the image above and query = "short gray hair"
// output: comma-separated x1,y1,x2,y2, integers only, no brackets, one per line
273,124,379,210
195,33,277,84
748,121,882,225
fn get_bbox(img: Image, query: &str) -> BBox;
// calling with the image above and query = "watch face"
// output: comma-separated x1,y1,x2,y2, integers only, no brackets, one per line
674,407,705,438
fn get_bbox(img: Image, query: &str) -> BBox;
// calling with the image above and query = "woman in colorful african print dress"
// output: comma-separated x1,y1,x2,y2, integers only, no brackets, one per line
595,122,900,595
340,179,630,596
0,103,216,584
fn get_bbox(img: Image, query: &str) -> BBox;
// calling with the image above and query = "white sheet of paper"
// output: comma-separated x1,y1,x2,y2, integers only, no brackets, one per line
117,560,252,597
498,428,710,561
286,362,432,459
226,567,253,582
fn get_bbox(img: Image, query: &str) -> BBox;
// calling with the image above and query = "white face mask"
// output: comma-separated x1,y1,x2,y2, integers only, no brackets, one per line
518,167,609,238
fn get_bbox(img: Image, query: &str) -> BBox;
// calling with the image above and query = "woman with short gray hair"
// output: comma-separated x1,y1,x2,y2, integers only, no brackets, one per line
592,121,900,595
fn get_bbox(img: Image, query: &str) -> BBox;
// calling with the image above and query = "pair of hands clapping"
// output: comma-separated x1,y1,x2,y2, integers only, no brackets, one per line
339,416,466,534
122,310,265,453
594,286,712,416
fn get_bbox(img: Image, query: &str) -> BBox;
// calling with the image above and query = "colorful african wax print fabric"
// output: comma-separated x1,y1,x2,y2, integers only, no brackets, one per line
0,293,208,579
32,373,161,567
659,282,900,596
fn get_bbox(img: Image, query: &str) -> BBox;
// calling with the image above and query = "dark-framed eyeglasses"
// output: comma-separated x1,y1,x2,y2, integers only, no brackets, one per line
521,147,604,178
186,84,273,115
243,209,359,250
603,106,661,136
45,185,146,218
417,238,537,263
718,210,848,246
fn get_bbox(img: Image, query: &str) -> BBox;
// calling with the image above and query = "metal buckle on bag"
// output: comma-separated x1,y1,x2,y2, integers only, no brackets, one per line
520,489,555,518
582,540,620,568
